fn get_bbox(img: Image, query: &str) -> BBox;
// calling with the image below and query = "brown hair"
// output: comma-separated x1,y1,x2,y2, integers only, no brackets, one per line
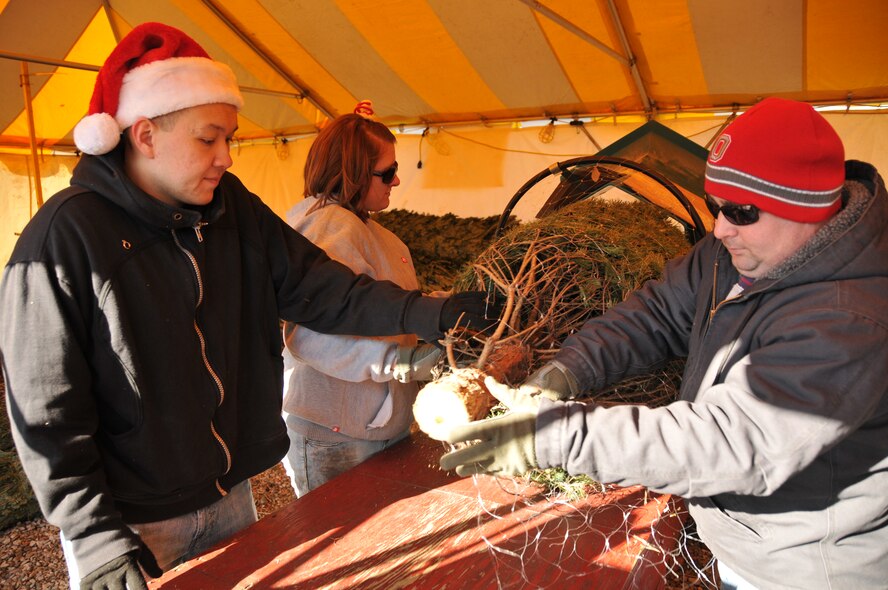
303,113,396,221
122,110,186,150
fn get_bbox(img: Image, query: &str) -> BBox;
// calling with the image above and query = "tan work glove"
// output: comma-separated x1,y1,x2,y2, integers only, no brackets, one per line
439,377,542,477
392,343,443,383
80,540,161,590
520,360,580,401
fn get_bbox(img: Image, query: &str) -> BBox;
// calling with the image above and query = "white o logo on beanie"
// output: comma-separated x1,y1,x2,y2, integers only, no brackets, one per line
710,134,731,162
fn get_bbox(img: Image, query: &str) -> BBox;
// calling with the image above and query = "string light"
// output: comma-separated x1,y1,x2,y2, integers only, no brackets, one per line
275,137,289,160
538,117,557,143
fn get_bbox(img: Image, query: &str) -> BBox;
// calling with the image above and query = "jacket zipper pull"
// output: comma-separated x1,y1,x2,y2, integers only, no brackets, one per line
194,222,207,243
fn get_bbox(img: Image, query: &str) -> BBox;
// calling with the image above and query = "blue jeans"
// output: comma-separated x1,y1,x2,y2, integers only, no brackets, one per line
719,560,759,590
282,411,406,497
61,480,257,588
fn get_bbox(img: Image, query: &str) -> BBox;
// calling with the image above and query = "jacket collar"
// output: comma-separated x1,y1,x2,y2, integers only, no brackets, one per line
70,147,226,231
762,160,885,286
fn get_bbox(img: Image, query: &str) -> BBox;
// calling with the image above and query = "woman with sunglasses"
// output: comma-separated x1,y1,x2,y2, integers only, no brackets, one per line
438,97,888,590
280,105,443,497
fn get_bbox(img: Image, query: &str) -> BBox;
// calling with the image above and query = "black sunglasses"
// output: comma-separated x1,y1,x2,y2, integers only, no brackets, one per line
704,194,761,226
372,162,399,184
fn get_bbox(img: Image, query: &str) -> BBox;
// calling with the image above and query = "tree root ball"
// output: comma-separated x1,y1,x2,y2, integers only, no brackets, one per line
412,368,495,441
481,341,533,385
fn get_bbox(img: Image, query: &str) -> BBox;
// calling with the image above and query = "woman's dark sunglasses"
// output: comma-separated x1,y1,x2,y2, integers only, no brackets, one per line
372,162,399,184
704,194,760,226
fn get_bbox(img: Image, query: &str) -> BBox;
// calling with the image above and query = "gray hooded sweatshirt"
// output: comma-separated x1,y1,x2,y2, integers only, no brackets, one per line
282,197,421,442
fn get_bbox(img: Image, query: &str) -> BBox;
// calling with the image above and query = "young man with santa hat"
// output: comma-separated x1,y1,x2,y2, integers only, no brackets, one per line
439,97,888,590
0,22,493,589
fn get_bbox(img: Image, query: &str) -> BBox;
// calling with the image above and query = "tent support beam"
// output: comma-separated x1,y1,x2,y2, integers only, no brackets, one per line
516,0,628,65
0,52,304,100
517,0,654,116
200,0,337,121
102,0,121,42
0,51,100,72
604,0,654,116
19,62,43,208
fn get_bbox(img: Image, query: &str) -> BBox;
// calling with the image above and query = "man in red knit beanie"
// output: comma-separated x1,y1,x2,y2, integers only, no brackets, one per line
440,97,888,590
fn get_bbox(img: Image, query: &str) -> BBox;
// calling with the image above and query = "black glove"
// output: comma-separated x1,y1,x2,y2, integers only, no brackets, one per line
393,344,443,383
440,291,500,333
80,552,148,590
522,361,580,401
439,376,541,477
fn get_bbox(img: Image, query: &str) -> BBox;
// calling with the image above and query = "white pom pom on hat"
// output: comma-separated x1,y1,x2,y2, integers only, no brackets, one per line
74,22,244,156
73,113,121,156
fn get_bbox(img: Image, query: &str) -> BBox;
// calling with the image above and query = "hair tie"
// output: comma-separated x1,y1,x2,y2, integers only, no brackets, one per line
354,100,375,119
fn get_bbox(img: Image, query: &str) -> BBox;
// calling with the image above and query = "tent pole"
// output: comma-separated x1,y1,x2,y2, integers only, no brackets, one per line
604,0,654,117
19,61,44,209
200,0,337,120
518,0,654,117
516,0,628,65
102,0,122,42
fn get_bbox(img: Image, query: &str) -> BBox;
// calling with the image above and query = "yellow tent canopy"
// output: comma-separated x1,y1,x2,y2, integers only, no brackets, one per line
2,0,888,265
2,0,887,152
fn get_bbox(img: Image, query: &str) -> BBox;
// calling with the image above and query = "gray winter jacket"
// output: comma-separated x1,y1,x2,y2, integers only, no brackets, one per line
535,160,888,589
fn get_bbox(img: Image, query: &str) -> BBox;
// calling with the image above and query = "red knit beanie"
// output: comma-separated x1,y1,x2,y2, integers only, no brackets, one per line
704,97,845,222
73,22,243,155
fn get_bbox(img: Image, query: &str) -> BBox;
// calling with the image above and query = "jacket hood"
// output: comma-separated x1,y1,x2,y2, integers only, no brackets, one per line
760,160,887,288
70,147,226,231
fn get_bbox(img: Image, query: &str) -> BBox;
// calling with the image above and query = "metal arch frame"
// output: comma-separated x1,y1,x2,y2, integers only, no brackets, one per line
494,155,708,244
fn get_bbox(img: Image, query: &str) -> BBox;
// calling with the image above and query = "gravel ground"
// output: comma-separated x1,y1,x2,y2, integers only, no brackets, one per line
0,463,715,589
0,517,67,589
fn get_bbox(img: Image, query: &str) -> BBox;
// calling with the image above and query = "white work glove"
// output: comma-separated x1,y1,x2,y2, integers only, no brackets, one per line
392,344,443,383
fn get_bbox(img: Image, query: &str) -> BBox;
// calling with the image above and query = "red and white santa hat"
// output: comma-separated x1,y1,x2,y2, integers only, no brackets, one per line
73,22,244,155
704,97,845,222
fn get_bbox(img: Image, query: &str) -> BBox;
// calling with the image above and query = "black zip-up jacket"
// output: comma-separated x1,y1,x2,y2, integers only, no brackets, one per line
0,149,445,575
